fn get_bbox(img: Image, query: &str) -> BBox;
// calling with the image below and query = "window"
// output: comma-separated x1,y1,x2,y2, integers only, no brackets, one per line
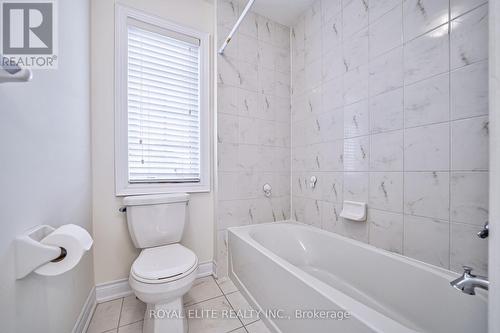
115,5,210,195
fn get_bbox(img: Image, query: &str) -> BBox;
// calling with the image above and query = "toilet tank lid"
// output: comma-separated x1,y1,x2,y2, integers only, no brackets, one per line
123,193,189,206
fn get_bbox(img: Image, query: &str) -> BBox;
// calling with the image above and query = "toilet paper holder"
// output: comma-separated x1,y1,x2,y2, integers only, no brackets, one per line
15,225,68,279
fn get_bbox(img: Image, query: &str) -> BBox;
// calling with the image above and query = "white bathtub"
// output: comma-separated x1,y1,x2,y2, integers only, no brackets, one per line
227,222,487,333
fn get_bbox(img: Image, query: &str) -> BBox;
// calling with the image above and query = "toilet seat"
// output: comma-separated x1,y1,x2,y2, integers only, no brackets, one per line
131,243,197,284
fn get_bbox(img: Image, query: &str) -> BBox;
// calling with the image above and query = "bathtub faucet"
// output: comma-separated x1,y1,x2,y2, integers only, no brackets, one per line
450,266,489,295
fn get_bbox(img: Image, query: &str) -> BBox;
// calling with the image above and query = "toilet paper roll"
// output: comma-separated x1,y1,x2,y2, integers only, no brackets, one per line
34,224,93,276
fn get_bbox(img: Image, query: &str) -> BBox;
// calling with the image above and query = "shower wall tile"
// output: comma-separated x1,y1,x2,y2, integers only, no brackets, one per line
451,60,489,120
370,130,404,171
317,110,344,142
343,65,369,104
305,58,322,88
217,0,239,28
369,4,402,59
321,201,342,232
217,199,253,229
240,63,259,90
322,13,342,55
369,0,401,23
291,0,488,274
343,27,369,70
402,0,449,42
322,78,344,110
238,34,259,65
317,140,345,171
451,0,487,19
305,34,322,64
218,85,239,115
344,100,369,138
334,216,370,242
304,0,322,38
216,230,229,279
403,25,449,85
369,88,404,133
322,48,344,82
274,24,291,49
343,172,369,202
451,116,489,171
404,123,450,171
369,172,404,212
217,0,291,277
321,0,342,23
276,73,291,99
218,113,239,144
342,0,369,37
404,73,450,128
218,143,239,171
451,172,489,225
257,41,275,69
369,46,403,96
257,16,276,44
343,136,370,171
239,11,259,38
218,57,240,86
404,215,450,269
319,172,344,203
368,209,404,253
450,4,488,70
404,172,450,220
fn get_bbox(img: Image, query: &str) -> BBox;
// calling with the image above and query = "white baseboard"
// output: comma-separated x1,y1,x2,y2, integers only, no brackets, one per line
95,278,134,303
72,286,96,333
197,261,215,278
95,261,215,303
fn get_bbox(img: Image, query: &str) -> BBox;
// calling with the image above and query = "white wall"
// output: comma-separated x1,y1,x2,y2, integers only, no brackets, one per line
91,0,215,284
0,0,94,332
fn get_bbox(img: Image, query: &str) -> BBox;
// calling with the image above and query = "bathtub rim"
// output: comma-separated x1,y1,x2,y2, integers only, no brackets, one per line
230,220,465,280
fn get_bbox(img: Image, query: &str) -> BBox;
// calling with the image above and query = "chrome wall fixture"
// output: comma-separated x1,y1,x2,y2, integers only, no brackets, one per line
263,183,272,197
309,176,317,189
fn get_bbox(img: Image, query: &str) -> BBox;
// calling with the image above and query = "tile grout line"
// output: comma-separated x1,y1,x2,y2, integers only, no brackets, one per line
116,297,125,332
118,318,143,329
185,293,227,308
213,276,248,332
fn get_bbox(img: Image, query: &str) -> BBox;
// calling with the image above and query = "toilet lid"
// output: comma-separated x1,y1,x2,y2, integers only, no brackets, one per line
132,244,197,280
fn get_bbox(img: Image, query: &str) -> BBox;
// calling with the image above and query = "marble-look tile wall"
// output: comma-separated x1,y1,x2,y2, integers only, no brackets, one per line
291,0,489,274
216,0,291,276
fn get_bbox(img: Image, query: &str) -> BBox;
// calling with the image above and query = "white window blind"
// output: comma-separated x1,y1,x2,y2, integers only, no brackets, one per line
127,23,201,183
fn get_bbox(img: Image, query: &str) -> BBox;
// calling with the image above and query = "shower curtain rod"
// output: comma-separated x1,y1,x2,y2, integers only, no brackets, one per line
218,0,256,54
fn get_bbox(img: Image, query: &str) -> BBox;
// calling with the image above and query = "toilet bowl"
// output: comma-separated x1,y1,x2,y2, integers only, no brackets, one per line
123,193,197,333
128,244,198,333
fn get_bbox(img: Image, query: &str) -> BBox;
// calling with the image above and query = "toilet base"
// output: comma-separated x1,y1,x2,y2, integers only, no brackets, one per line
143,297,187,333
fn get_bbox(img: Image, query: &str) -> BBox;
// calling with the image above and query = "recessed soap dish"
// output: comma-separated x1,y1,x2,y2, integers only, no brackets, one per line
340,201,367,222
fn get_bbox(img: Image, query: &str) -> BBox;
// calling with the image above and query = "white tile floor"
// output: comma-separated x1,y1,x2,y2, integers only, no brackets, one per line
86,276,272,333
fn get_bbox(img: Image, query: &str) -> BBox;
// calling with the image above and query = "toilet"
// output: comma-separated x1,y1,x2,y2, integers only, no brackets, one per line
123,193,198,333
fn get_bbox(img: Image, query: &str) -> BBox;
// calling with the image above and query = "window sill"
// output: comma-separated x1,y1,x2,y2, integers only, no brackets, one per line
115,182,211,196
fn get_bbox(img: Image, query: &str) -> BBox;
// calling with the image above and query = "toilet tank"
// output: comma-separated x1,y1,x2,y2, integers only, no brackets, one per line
123,193,189,249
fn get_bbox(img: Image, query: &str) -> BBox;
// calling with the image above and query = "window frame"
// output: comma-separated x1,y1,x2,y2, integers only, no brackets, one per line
114,4,211,196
